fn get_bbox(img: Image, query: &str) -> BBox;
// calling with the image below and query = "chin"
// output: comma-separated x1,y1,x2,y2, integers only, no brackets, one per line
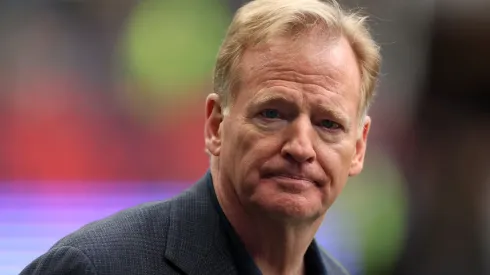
252,192,325,223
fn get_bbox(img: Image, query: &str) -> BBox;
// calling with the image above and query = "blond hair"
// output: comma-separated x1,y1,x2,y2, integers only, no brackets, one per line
213,0,381,117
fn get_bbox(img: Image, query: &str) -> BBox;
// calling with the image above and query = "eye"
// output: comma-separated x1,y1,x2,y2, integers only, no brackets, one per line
320,119,341,130
260,109,281,119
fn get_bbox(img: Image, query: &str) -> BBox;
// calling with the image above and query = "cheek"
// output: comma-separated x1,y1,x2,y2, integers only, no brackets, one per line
222,121,270,172
318,142,356,187
227,122,284,189
232,118,280,154
238,128,279,173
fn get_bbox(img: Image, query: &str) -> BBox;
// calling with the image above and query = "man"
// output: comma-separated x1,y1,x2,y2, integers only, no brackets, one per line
20,0,380,274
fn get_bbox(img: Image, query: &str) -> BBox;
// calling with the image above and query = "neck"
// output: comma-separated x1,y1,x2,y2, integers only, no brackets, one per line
210,162,323,275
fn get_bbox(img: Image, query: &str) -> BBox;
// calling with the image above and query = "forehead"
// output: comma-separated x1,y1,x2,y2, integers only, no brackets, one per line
234,32,362,113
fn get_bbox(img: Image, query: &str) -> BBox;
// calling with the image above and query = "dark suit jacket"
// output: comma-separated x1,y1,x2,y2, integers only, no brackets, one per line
20,173,349,275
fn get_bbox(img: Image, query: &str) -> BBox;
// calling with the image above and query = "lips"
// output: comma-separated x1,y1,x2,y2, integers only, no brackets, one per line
274,174,313,182
263,174,315,193
263,172,321,187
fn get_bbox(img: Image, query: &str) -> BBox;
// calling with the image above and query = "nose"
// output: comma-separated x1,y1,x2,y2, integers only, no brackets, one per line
281,116,316,163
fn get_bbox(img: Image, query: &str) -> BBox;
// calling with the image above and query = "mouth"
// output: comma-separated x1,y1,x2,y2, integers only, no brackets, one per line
274,174,313,182
263,173,320,188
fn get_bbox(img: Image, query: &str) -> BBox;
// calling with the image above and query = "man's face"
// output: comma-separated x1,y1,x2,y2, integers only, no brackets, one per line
206,32,370,222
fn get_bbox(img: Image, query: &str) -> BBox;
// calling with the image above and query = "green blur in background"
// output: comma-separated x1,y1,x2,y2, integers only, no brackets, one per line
338,150,407,275
122,0,230,99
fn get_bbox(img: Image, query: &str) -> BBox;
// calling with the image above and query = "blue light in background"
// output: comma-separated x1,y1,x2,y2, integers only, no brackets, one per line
0,181,361,275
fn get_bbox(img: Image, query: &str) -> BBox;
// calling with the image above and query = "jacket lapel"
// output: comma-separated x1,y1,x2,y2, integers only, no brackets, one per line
164,172,238,275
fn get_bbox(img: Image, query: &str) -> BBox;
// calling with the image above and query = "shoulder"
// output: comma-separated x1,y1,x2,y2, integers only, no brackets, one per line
318,248,351,275
20,246,98,275
53,180,210,252
54,199,173,252
20,187,200,275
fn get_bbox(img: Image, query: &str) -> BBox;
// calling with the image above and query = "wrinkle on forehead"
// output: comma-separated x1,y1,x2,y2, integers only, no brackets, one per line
258,68,343,95
239,35,357,96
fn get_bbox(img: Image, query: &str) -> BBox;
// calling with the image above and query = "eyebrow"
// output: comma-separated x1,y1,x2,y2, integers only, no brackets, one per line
249,92,296,108
317,105,351,129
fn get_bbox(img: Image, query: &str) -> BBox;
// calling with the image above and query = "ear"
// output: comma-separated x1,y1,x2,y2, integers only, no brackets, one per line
349,116,371,176
204,93,224,156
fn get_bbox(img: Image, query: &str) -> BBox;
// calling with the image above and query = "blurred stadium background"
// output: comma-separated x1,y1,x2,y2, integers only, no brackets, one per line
1,1,488,275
